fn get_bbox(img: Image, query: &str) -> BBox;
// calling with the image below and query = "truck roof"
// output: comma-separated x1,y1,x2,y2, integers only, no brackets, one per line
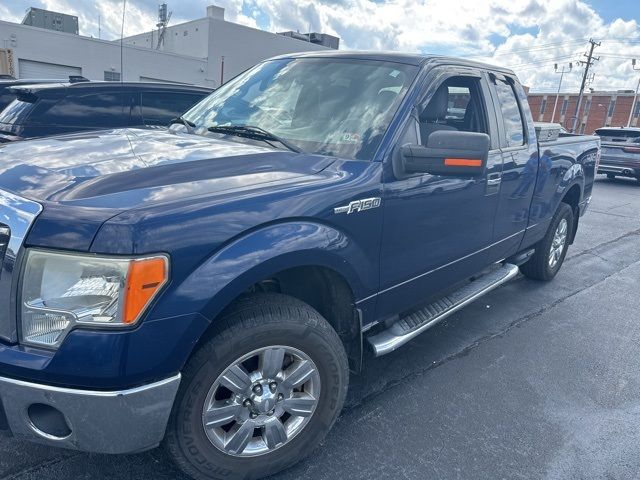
271,50,516,75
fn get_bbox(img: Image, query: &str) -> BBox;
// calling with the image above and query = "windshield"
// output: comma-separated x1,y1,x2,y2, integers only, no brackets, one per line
184,58,418,160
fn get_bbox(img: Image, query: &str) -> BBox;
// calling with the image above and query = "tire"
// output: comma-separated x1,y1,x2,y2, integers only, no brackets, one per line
520,202,574,281
165,293,349,480
607,173,616,180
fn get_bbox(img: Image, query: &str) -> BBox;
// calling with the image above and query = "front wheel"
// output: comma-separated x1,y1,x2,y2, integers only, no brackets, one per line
607,173,616,180
165,293,349,480
520,202,574,281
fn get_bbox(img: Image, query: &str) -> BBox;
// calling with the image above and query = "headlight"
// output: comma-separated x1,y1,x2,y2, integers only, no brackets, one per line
20,249,168,349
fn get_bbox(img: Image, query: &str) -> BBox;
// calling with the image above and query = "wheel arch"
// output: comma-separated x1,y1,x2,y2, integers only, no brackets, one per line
171,220,372,373
559,182,582,244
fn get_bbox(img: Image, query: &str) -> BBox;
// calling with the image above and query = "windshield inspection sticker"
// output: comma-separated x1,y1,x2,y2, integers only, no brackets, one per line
342,132,361,143
334,197,382,215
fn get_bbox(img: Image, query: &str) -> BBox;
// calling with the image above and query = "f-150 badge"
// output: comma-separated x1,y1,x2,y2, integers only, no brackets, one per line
334,197,381,215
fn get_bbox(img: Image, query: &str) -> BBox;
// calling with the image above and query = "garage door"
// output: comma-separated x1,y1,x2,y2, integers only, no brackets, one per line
18,59,81,80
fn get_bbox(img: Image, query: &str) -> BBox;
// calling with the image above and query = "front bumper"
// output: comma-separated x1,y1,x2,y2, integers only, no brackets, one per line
0,373,180,454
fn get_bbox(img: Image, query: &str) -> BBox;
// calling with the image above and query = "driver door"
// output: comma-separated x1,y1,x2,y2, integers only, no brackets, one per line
376,68,503,319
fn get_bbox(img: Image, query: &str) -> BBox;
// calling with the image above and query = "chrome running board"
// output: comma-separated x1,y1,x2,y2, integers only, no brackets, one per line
367,263,520,356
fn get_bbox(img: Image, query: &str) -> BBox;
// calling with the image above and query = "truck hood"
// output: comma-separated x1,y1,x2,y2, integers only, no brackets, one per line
0,128,334,208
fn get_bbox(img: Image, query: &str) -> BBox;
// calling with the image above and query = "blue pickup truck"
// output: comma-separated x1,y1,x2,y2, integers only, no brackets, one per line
0,52,599,480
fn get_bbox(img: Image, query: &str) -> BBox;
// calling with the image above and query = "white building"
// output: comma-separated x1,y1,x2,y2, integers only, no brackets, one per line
0,5,333,88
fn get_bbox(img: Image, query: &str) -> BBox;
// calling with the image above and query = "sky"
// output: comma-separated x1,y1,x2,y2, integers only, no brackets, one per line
1,0,640,93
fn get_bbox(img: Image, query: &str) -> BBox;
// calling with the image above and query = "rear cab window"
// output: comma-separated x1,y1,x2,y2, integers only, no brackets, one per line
492,77,526,148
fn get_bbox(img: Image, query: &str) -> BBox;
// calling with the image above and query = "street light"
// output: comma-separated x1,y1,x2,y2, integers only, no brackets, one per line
627,59,640,127
551,62,572,123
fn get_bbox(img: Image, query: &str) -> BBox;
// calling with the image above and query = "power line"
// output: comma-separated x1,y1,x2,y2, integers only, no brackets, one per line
471,40,589,59
505,53,580,69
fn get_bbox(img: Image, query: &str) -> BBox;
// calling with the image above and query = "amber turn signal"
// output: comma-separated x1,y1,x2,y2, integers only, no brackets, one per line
123,256,168,324
444,158,483,167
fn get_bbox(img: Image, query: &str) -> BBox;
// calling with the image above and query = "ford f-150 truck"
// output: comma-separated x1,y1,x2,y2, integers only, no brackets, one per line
0,52,600,480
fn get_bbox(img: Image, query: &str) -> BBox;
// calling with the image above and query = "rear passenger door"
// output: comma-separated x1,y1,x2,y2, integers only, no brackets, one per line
137,91,207,127
486,74,539,262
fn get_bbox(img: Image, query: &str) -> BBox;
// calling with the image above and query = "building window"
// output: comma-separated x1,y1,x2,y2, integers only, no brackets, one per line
584,99,591,113
104,71,121,81
634,101,640,118
561,98,568,114
607,99,616,117
540,98,547,115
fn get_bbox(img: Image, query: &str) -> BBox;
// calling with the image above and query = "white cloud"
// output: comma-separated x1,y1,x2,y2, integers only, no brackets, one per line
2,0,640,92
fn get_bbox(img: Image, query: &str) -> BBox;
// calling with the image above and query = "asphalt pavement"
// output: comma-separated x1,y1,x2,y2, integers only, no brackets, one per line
2,176,640,480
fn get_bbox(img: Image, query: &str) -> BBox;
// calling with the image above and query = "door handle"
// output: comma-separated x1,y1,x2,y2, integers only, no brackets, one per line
487,173,502,186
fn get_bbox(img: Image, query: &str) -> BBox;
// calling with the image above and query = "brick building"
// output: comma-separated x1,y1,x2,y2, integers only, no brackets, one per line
527,90,640,134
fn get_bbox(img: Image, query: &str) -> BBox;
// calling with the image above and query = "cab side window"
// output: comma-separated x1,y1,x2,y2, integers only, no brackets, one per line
37,92,127,128
493,79,525,147
419,76,488,146
140,92,206,126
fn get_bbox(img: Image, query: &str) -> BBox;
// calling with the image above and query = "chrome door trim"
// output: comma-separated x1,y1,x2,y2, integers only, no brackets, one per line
357,229,525,304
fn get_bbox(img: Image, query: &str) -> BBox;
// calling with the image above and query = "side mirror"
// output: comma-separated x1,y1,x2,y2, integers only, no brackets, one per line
401,130,490,176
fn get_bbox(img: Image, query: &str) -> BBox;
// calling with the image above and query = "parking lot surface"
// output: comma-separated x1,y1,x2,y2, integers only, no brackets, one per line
2,176,640,480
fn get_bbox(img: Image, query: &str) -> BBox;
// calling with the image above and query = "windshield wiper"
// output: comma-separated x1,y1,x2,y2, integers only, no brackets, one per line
207,125,302,153
169,116,196,133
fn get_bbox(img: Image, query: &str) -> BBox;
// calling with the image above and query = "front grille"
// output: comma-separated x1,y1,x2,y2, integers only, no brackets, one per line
0,224,10,272
0,190,42,343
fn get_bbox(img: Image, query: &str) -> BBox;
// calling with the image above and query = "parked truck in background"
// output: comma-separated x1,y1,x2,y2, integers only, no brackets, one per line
0,51,600,480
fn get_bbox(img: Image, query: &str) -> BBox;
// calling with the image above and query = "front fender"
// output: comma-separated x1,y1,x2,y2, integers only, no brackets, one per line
151,220,375,323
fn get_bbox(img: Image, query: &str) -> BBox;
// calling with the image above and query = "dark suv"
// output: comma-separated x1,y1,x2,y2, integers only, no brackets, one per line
595,127,640,183
0,81,211,142
0,77,67,111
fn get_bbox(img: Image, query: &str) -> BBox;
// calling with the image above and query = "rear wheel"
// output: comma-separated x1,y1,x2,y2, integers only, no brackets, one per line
165,293,349,480
520,202,574,281
606,173,616,180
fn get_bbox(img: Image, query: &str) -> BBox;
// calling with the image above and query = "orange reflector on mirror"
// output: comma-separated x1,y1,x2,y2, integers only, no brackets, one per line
123,257,168,324
444,158,483,167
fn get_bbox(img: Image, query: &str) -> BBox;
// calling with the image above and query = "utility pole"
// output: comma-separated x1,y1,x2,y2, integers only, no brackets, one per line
551,63,572,123
627,59,640,127
120,0,127,82
571,38,600,133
